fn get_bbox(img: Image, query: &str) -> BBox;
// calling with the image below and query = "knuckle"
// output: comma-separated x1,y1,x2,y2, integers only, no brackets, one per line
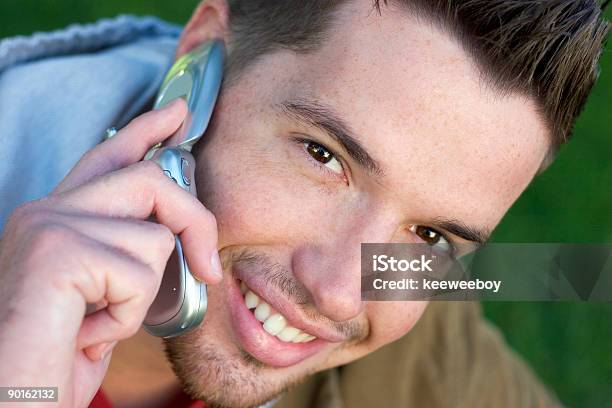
4,207,28,237
7,201,40,226
7,203,55,240
134,160,164,181
82,144,117,171
128,261,158,299
3,205,83,288
28,223,74,258
133,219,175,255
141,264,161,295
77,148,109,173
22,207,54,229
153,223,176,255
133,221,175,272
21,224,78,286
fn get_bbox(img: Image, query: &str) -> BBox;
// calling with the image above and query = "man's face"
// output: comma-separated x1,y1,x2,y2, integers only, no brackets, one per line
165,1,549,406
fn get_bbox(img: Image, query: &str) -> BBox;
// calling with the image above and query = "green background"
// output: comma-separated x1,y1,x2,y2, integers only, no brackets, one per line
1,1,610,406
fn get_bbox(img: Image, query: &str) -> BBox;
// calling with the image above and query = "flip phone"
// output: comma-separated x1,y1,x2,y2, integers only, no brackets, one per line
142,40,224,338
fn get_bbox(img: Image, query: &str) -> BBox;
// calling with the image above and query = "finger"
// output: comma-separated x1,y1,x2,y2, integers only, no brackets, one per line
53,161,222,284
51,212,178,320
48,211,175,273
68,233,163,349
83,340,117,362
14,222,163,348
53,98,188,195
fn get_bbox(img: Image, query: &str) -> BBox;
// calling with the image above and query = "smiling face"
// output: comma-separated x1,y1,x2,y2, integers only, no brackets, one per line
164,1,549,406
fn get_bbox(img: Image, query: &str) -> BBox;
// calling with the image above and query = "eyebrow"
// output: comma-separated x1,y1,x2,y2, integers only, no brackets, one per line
432,217,491,246
280,98,385,177
280,98,489,246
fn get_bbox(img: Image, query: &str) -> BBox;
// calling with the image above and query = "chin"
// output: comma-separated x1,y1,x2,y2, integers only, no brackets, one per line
160,247,374,407
162,315,317,408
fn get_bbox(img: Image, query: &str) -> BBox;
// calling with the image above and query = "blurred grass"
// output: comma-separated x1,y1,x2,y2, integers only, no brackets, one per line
1,1,611,406
487,4,612,406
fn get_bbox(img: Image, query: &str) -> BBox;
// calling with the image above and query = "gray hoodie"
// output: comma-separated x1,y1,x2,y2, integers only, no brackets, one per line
0,15,181,230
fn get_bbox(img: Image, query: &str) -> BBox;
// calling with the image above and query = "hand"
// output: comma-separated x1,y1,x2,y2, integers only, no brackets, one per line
0,99,222,407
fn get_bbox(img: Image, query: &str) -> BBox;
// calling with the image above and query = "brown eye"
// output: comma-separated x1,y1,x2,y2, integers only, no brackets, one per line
409,225,453,255
415,226,441,245
304,141,343,174
306,142,333,163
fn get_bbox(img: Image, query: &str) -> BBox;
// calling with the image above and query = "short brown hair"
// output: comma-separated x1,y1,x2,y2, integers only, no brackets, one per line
226,0,609,151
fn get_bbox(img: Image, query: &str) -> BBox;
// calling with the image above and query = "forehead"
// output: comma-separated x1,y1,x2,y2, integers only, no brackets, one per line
238,0,549,230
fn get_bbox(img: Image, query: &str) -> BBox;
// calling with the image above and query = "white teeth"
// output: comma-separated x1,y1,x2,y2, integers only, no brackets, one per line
292,332,310,343
254,302,271,322
240,281,317,343
245,290,259,309
263,314,287,335
277,326,300,342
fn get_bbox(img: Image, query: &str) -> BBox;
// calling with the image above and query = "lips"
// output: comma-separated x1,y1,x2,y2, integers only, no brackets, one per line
231,265,347,343
241,281,317,343
227,267,341,367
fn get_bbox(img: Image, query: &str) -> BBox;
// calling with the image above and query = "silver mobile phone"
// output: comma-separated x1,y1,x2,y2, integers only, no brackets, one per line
142,40,224,338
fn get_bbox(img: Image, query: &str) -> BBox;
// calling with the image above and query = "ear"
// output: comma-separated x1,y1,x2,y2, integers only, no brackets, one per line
175,0,230,58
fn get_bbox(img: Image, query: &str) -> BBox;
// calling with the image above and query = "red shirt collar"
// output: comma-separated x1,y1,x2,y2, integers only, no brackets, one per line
89,387,206,408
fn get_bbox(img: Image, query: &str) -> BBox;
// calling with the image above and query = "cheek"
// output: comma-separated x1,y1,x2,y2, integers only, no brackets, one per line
365,301,429,346
196,151,282,246
194,132,332,249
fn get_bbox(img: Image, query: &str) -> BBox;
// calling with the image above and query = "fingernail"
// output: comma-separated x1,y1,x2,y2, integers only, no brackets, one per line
210,251,223,280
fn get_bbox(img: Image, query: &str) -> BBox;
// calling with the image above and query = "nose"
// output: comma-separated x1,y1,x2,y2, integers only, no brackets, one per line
292,213,399,322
